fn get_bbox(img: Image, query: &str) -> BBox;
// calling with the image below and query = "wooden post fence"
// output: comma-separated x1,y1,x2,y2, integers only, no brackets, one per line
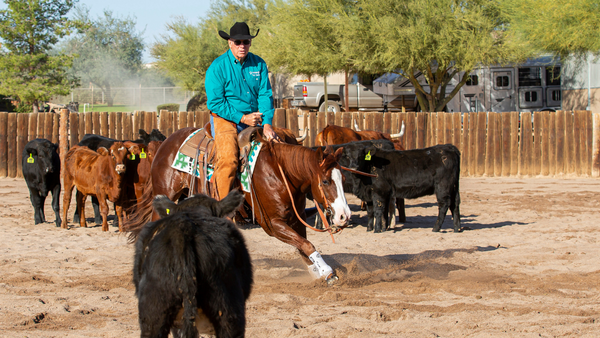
0,109,598,179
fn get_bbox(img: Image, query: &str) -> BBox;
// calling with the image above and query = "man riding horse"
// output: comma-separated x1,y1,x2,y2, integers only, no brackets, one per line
206,22,281,201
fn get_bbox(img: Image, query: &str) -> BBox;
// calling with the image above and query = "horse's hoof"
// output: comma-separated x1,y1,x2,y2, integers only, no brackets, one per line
432,227,441,232
325,273,339,286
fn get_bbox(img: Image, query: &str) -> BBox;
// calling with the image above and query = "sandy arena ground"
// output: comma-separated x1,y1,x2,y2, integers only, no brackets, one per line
1,176,599,337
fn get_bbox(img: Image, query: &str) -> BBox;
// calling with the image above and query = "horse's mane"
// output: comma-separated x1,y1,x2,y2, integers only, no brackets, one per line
269,143,320,182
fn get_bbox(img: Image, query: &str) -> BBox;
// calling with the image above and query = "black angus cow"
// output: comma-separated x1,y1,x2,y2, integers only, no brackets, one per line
313,139,402,229
133,190,252,338
73,129,166,224
22,139,61,227
344,143,461,233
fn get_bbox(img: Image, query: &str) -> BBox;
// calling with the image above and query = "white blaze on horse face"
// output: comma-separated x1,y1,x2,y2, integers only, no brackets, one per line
330,168,351,226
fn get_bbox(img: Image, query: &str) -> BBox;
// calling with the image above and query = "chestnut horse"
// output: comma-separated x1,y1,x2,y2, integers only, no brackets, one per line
124,127,351,284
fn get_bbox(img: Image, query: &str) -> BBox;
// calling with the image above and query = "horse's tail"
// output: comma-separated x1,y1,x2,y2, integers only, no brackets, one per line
123,177,155,243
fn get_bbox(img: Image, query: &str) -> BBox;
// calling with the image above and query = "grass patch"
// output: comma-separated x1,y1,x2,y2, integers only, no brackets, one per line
80,104,141,113
79,104,185,113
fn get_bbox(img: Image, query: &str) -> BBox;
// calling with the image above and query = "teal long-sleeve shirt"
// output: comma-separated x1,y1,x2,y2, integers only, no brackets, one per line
205,50,275,126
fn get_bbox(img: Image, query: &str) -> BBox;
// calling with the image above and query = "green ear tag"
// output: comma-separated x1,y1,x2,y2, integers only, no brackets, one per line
365,151,371,161
166,208,170,215
140,151,147,159
130,154,136,160
27,153,34,163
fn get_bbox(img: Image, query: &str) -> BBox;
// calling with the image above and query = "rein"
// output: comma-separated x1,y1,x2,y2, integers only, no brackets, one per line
277,163,338,243
339,165,377,177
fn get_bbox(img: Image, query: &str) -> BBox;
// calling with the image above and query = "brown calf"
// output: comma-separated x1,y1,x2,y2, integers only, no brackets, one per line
316,123,405,150
274,126,307,145
122,140,162,206
62,143,131,231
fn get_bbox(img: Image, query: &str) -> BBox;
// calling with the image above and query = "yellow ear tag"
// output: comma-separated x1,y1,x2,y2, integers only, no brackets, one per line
130,154,136,160
140,151,146,159
166,208,170,215
365,151,371,161
27,153,34,163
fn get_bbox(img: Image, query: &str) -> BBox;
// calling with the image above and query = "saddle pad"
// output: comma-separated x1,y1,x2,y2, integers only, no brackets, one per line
239,141,262,193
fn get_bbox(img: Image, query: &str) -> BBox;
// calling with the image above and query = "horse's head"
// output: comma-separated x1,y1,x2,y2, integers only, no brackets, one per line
312,146,351,228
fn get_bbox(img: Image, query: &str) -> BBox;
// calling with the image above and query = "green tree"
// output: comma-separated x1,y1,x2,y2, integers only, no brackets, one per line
150,17,224,93
62,6,144,106
505,0,600,58
355,0,532,112
151,0,272,93
258,0,357,111
0,0,78,113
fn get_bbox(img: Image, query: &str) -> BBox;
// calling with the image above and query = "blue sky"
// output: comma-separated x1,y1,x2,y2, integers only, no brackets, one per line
77,0,214,62
0,0,214,62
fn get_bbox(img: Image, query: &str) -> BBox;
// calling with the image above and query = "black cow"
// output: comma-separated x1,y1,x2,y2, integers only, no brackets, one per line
133,190,252,338
139,128,166,143
73,129,166,224
313,139,403,229
22,139,61,227
344,144,461,233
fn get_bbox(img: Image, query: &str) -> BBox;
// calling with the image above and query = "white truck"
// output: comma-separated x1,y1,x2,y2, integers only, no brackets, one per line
291,80,418,112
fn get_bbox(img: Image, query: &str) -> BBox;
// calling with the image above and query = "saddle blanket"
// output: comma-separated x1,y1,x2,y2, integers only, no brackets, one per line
170,129,262,193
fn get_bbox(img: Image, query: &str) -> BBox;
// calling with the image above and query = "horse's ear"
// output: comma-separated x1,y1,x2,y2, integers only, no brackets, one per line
323,145,335,155
153,195,177,219
215,189,245,218
333,147,344,161
315,146,324,164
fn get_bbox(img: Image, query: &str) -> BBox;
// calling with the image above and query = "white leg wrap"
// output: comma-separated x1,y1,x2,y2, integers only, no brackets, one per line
307,264,320,279
308,251,333,278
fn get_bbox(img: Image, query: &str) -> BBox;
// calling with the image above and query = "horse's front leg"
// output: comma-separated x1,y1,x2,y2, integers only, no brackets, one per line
272,218,338,285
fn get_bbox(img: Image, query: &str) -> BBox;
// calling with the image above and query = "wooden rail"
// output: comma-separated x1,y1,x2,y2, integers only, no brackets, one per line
1,109,598,179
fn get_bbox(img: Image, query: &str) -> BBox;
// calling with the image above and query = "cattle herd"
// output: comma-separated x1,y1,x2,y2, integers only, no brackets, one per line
21,122,462,337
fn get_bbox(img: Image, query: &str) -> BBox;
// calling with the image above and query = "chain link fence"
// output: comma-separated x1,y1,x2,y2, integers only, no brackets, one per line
52,87,196,112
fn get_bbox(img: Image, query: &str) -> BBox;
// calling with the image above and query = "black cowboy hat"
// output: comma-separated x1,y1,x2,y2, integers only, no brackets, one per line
218,22,259,40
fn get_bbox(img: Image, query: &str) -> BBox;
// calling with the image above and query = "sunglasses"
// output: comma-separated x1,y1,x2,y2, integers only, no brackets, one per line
232,39,251,46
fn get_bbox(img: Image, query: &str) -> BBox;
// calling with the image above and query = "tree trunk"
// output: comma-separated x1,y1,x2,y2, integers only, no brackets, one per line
322,74,328,112
344,68,350,112
105,83,113,107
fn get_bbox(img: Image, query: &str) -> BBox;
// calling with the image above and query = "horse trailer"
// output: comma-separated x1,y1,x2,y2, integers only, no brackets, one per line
373,56,562,113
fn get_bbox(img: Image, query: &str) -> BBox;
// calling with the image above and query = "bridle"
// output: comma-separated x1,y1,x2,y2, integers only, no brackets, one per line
277,162,376,243
278,163,339,242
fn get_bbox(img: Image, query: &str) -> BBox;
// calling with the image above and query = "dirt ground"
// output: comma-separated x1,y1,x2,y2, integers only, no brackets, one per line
1,176,600,337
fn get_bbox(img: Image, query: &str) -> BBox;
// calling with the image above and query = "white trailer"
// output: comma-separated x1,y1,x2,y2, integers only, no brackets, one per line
373,56,562,113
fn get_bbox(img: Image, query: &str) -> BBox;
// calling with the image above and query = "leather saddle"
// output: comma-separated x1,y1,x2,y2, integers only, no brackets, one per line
178,123,264,200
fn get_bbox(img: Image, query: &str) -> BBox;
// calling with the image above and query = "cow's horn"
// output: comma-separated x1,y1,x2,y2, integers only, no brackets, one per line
390,121,405,138
296,126,308,143
353,118,361,131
